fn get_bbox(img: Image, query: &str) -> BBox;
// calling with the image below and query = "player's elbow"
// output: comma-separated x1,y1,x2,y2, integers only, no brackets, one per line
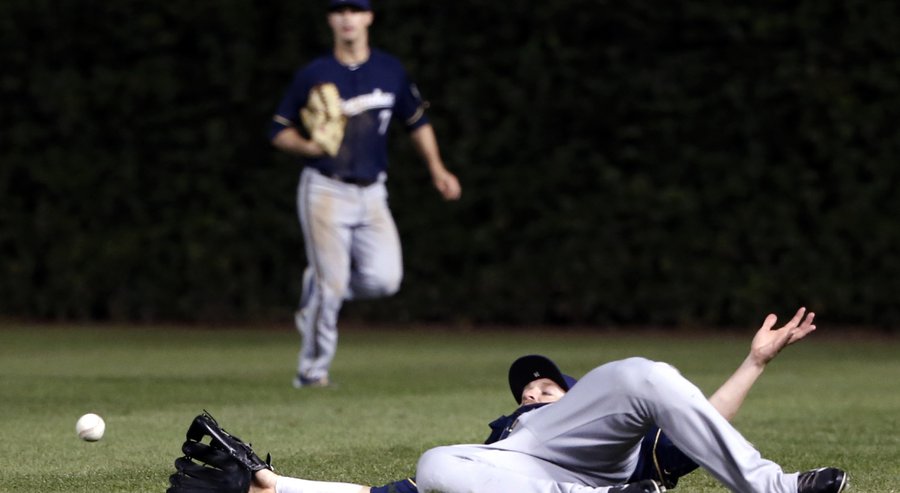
270,128,292,149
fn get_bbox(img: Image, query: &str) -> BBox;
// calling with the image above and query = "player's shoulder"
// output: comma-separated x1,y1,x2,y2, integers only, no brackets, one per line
299,53,341,74
368,48,407,71
288,54,345,89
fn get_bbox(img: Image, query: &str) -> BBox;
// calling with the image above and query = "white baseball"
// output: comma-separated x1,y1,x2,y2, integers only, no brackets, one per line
76,413,106,442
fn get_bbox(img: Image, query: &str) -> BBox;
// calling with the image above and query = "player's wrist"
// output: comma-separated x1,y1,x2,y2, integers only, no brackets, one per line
252,468,279,493
745,352,770,370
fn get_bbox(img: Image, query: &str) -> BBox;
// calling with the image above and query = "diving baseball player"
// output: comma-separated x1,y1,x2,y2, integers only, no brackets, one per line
415,310,848,492
268,0,461,388
168,308,848,493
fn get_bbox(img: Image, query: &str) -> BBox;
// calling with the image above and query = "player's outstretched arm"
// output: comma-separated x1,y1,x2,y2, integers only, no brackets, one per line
251,468,370,493
707,307,816,421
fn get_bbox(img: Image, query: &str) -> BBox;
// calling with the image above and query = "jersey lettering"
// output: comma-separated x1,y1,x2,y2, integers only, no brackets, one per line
378,109,392,135
342,88,395,117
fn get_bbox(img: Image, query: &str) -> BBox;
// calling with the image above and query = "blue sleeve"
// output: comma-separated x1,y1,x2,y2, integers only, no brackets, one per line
393,69,429,132
268,68,312,141
485,414,513,444
627,427,700,489
371,477,418,493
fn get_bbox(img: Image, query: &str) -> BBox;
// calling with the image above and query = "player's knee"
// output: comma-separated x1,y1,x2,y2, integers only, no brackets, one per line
355,271,402,299
376,265,402,296
415,446,461,493
612,357,691,401
379,273,401,296
416,446,446,476
587,357,659,393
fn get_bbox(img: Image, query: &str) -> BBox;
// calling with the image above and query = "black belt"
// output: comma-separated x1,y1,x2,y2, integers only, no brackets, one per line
327,174,377,187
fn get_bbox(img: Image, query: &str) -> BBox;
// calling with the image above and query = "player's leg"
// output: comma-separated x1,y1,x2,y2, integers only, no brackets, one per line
416,445,657,493
294,168,357,385
298,266,315,310
346,179,402,300
517,357,798,492
631,359,800,491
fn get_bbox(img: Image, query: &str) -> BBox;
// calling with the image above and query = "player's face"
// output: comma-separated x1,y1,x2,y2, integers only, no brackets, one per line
328,8,373,44
520,378,566,405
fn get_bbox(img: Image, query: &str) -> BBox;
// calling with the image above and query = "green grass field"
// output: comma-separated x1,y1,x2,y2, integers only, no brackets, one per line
1,323,897,492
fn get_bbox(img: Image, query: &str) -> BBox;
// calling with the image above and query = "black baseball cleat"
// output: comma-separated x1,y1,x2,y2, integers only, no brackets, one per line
609,479,666,493
797,467,849,493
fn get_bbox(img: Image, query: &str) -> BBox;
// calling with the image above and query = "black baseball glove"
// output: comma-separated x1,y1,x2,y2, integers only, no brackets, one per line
167,411,273,493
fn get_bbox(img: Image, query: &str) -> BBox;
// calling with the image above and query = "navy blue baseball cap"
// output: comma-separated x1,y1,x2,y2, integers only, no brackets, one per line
328,0,371,11
508,354,577,404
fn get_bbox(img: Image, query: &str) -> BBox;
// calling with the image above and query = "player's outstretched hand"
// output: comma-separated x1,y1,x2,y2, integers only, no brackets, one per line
750,307,816,366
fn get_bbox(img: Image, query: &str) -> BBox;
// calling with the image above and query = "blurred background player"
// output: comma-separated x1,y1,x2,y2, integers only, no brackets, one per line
268,0,461,388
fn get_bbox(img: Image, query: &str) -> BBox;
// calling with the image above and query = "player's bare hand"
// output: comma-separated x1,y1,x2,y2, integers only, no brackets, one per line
750,307,816,366
433,169,461,200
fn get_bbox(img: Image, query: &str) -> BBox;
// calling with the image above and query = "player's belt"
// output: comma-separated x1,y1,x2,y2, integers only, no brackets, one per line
327,174,377,187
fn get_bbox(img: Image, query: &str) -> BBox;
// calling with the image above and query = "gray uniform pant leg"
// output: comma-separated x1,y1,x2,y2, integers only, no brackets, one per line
510,358,800,492
624,358,799,492
416,445,620,493
294,168,402,380
416,358,801,493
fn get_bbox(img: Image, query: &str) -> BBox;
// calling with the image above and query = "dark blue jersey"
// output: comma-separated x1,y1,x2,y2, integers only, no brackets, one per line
270,49,429,182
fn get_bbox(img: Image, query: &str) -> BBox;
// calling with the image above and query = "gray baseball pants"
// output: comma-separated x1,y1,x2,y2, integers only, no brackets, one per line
416,357,801,493
295,167,402,381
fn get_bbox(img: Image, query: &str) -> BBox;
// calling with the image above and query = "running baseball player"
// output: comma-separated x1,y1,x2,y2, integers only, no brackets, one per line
268,0,461,388
168,308,847,493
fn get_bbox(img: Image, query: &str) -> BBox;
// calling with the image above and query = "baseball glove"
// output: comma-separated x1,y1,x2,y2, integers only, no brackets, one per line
167,411,273,493
300,82,346,157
